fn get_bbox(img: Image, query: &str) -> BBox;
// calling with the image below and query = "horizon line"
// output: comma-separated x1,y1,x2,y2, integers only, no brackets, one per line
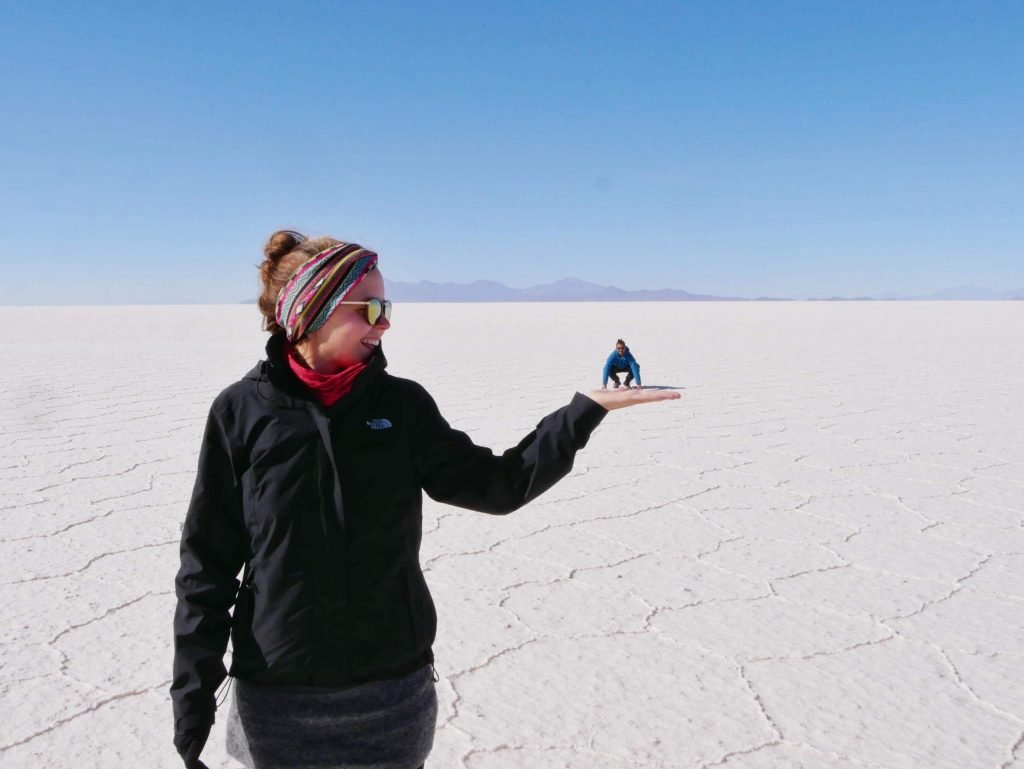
3,297,1024,308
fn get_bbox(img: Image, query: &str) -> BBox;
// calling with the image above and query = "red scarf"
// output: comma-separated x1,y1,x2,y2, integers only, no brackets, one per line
285,343,368,407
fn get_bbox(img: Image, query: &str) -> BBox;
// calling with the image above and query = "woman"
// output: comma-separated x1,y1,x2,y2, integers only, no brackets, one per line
171,231,680,769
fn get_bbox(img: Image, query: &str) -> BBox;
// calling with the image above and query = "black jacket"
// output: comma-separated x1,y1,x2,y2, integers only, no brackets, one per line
171,334,607,734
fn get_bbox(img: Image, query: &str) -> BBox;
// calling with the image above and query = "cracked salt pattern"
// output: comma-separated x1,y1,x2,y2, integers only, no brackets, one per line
1,302,1022,768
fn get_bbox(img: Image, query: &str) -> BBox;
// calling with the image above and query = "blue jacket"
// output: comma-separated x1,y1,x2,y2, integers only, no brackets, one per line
602,348,641,385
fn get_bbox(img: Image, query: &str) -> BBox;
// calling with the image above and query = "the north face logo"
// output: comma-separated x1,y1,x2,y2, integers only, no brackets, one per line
366,418,393,430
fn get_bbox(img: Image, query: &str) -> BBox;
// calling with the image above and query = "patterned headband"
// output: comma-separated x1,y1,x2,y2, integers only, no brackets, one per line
275,242,379,342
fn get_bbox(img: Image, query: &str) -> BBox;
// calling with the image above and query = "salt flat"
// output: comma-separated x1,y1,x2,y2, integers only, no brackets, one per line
1,301,1022,769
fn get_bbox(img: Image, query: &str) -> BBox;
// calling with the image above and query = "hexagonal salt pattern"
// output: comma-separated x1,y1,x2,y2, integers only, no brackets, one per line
2,302,1022,768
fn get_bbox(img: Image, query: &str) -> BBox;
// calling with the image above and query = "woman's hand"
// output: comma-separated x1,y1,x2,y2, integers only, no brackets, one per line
586,387,681,411
174,726,211,769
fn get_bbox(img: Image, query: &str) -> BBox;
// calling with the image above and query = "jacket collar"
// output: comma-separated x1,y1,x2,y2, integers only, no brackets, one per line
245,333,388,413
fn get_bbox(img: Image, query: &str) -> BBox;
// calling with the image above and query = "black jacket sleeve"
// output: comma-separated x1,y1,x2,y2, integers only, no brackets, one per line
414,389,607,514
170,402,248,735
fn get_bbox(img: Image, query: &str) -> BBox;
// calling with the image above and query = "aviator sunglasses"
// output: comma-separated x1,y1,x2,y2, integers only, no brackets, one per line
334,298,392,326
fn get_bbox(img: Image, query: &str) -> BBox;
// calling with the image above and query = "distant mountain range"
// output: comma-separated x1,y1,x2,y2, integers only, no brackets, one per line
379,278,1024,303
382,277,769,302
241,280,1024,304
876,286,1024,301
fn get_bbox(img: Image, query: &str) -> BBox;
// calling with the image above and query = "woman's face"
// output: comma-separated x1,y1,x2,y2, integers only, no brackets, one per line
302,268,391,372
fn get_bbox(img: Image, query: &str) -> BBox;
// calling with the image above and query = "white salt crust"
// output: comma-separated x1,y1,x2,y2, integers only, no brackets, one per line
1,301,1022,768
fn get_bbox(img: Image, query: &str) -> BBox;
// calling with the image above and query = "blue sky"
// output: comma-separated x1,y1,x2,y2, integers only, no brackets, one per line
2,1,1022,303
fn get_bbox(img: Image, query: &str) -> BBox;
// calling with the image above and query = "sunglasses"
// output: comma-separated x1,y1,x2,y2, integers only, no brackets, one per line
334,298,392,326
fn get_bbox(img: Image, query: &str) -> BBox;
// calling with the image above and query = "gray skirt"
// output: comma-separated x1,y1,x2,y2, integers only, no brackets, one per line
225,665,438,769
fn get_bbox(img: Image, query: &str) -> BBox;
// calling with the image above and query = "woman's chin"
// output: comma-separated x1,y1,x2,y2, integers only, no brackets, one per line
340,346,374,367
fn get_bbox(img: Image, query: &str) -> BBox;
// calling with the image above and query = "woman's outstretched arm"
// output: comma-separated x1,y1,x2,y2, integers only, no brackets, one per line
412,385,680,514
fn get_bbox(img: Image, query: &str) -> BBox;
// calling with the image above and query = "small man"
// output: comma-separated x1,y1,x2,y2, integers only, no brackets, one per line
602,339,642,390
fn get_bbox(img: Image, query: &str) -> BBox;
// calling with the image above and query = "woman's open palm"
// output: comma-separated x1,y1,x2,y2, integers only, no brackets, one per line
587,387,681,411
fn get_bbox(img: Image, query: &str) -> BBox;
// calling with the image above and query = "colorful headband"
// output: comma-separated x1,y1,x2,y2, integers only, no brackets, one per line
275,242,379,341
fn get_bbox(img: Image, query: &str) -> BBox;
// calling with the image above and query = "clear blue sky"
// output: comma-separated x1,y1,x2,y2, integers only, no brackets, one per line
2,1,1022,303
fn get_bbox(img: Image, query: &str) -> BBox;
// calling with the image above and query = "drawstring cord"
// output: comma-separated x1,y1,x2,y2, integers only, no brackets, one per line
215,561,253,711
214,676,234,710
